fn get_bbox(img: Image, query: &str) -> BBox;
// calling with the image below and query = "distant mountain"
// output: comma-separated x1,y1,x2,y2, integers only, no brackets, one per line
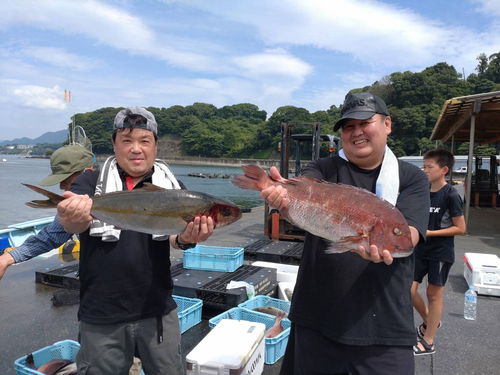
0,129,67,146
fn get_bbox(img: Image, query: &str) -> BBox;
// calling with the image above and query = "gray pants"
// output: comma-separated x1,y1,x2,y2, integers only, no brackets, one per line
77,309,184,375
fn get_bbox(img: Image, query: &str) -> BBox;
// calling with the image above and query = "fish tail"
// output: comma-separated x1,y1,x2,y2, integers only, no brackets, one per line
276,310,287,320
26,354,36,370
231,165,271,191
23,183,64,209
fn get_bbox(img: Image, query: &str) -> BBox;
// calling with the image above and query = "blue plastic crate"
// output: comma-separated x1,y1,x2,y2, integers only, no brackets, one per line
14,340,80,375
183,245,244,272
238,295,291,315
173,295,203,333
208,307,291,365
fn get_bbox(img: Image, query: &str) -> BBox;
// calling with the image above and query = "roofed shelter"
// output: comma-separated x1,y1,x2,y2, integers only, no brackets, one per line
430,91,500,234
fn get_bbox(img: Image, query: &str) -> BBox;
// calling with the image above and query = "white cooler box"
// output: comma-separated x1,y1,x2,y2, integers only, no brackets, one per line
251,261,298,283
186,319,266,375
463,253,500,297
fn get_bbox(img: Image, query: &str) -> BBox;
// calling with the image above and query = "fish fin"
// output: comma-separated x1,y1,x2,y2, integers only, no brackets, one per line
142,183,166,191
23,184,64,209
181,214,195,223
25,199,58,209
26,353,36,370
286,176,322,185
231,165,271,191
325,236,369,254
276,310,287,320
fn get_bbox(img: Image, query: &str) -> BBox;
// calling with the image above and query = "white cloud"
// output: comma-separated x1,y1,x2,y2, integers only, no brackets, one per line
301,87,348,111
173,0,500,74
20,47,102,71
233,52,313,80
337,72,381,86
3,0,218,72
472,0,500,18
13,85,67,110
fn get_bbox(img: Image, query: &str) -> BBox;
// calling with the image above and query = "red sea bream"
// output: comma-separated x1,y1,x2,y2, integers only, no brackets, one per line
232,165,413,257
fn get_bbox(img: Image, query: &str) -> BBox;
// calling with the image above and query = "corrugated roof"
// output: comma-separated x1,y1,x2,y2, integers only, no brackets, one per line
430,91,500,144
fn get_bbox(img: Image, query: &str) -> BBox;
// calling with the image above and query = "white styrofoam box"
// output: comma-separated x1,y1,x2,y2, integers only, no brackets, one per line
251,261,298,283
278,281,295,302
463,253,500,297
186,319,265,375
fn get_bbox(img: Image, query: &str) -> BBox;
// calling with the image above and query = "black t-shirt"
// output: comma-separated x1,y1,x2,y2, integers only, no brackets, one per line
288,156,429,346
415,184,463,263
71,169,177,324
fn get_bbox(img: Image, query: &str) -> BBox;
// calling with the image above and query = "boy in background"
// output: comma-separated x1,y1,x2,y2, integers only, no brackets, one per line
411,148,466,356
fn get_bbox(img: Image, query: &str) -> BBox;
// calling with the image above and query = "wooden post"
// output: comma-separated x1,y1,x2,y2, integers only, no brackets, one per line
271,212,280,241
464,100,481,234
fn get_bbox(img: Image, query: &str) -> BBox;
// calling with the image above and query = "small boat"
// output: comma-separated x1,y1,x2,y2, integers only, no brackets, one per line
0,216,54,251
2,159,6,162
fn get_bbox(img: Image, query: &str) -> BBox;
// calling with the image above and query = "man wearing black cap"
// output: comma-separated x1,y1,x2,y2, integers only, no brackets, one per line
262,93,430,374
57,107,213,374
0,144,96,280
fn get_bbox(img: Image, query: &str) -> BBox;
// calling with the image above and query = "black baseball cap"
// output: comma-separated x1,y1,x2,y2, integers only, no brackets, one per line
334,93,389,131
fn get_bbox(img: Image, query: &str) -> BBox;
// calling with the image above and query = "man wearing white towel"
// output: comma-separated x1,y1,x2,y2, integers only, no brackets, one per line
57,107,212,374
262,93,430,375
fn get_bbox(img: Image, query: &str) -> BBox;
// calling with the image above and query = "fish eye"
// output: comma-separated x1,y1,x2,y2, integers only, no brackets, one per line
393,228,402,236
221,208,231,217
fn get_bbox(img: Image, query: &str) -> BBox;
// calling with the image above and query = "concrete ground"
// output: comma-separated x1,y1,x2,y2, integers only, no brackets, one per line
1,188,499,374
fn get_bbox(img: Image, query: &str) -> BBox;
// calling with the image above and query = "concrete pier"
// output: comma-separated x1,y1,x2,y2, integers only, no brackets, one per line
1,197,499,374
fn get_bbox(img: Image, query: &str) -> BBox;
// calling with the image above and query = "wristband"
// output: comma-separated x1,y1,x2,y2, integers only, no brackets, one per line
175,235,196,250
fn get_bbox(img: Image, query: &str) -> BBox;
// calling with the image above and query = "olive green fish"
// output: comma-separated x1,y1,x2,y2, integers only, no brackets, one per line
253,306,288,318
23,183,242,235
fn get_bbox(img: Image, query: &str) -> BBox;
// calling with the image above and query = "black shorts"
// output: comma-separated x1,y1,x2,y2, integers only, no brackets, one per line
414,256,453,286
279,323,414,375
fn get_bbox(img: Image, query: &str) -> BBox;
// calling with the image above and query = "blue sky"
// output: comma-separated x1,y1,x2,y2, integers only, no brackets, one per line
1,0,500,141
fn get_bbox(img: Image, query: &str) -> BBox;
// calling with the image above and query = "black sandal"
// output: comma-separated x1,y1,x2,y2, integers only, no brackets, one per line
413,338,435,356
416,321,442,340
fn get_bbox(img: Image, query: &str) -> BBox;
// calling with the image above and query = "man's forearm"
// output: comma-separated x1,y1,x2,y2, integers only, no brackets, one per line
410,226,421,247
59,219,90,234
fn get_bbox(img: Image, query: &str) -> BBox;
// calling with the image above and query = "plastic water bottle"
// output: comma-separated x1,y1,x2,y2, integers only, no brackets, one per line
464,286,477,320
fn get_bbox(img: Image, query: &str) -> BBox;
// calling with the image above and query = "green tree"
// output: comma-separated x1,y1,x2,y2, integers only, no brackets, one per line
185,103,218,119
217,103,267,121
476,53,489,76
488,51,500,83
456,142,497,155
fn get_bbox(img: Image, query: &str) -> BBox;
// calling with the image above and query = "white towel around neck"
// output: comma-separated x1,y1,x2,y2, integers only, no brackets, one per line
89,157,181,241
338,145,400,206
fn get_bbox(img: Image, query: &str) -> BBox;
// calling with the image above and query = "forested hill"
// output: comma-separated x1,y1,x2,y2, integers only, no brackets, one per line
71,59,500,158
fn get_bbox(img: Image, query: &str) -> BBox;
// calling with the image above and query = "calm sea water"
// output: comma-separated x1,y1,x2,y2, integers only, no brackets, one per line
2,154,489,229
0,155,262,229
